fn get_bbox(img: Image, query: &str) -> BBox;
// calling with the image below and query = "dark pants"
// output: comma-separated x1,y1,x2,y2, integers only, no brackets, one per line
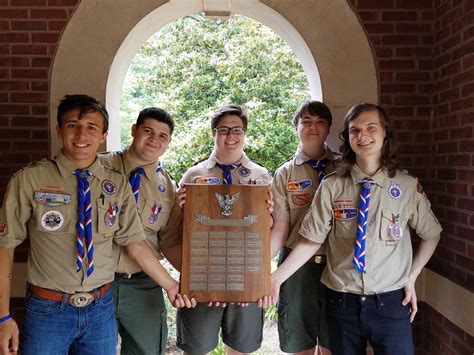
325,287,414,355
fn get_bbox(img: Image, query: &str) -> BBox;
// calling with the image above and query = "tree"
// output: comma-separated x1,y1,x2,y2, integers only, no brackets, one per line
121,14,310,180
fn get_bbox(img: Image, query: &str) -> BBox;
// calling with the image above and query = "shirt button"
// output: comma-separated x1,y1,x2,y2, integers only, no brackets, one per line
361,297,366,301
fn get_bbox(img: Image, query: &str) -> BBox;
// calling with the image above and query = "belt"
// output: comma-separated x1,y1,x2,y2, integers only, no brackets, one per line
30,283,110,308
282,247,326,264
115,271,147,279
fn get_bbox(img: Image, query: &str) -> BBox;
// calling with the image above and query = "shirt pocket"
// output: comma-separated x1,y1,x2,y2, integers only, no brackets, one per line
380,208,408,241
140,199,171,232
35,204,74,234
333,217,357,239
96,197,120,237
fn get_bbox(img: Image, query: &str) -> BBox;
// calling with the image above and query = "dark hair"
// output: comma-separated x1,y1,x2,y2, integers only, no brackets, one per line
337,103,400,177
57,94,109,133
293,100,332,127
136,107,175,134
210,104,248,131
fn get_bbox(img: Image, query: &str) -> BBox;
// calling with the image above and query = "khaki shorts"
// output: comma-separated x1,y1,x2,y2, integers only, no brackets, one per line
176,303,263,354
277,250,329,352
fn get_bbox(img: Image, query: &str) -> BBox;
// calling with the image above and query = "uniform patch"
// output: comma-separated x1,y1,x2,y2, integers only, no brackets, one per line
41,210,64,231
148,203,162,224
385,240,398,246
287,179,312,191
238,167,250,177
388,182,402,199
333,199,355,210
104,203,118,228
389,213,403,240
239,178,267,185
102,180,116,195
291,193,311,206
34,191,71,206
0,222,6,235
334,208,358,220
195,176,221,185
158,184,166,192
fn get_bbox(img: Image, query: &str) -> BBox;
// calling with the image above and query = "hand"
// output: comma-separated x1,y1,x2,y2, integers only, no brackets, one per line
0,318,19,355
177,186,186,209
403,282,418,323
257,275,281,308
207,301,227,308
266,189,274,214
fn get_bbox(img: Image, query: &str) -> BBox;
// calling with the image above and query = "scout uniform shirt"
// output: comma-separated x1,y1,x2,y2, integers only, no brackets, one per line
99,149,182,275
271,146,336,250
180,151,272,186
299,164,443,295
0,151,146,293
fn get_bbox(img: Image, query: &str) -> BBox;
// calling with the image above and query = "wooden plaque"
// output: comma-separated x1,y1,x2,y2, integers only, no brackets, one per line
180,184,271,302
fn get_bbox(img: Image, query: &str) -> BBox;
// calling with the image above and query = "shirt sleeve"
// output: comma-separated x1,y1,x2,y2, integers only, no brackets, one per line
113,177,146,246
0,173,31,248
271,167,290,223
409,179,443,240
299,180,333,244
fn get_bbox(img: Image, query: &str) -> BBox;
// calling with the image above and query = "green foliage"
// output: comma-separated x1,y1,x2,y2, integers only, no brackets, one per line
120,13,309,180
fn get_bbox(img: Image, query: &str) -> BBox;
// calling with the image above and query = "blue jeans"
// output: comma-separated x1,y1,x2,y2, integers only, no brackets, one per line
325,287,414,355
21,287,117,355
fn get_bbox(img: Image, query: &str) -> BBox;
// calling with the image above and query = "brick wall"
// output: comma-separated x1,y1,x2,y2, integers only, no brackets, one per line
430,0,474,292
0,0,79,201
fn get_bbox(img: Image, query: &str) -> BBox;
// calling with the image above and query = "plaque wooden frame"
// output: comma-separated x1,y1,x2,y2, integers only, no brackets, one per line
180,184,271,302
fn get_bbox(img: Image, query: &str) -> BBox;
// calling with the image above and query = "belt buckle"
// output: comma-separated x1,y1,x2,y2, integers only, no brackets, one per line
314,255,326,264
69,292,94,307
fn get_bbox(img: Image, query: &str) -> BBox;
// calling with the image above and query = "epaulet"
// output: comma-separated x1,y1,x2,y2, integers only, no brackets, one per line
321,171,337,181
192,156,209,166
12,158,49,177
397,169,417,181
102,164,123,176
252,160,270,170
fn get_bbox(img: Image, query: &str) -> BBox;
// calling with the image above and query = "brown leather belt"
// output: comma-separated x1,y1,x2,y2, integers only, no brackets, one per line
30,283,110,308
282,247,326,264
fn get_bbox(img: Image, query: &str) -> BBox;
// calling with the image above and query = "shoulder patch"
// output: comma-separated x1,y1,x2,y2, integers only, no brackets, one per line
321,171,337,181
276,156,294,170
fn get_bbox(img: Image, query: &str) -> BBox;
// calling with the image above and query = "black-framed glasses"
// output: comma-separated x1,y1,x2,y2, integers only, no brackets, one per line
213,126,246,135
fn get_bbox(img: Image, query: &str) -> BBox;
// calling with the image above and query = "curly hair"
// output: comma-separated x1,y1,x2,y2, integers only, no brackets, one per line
337,103,400,178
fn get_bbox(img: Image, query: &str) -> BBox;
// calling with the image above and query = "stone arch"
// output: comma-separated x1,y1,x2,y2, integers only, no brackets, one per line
50,0,377,154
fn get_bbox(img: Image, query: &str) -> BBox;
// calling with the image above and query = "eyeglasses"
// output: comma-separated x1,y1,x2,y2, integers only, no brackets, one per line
213,126,246,135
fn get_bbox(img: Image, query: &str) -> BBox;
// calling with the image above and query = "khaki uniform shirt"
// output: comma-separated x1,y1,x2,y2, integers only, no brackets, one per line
99,149,182,274
271,147,336,251
180,151,272,185
299,164,442,294
0,151,145,293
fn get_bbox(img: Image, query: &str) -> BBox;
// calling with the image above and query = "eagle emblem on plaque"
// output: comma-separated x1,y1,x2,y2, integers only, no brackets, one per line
215,192,240,216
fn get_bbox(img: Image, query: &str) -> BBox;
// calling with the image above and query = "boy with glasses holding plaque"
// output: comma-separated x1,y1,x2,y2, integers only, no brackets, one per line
177,104,272,355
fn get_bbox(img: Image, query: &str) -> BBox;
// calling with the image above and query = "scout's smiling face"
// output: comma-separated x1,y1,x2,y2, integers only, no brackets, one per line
130,118,171,165
348,109,386,160
213,114,246,161
57,109,107,168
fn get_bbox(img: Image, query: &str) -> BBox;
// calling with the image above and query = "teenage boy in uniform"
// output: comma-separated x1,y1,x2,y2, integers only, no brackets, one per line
271,100,336,355
0,95,187,355
177,104,272,355
100,107,196,355
267,103,442,354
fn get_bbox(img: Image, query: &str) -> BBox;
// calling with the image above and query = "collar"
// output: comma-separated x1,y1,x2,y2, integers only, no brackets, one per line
294,145,335,165
350,164,386,188
204,151,251,169
54,150,105,181
122,148,161,181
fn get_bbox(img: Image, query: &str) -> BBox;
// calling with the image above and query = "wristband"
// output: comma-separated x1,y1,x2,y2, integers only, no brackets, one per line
0,314,12,324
